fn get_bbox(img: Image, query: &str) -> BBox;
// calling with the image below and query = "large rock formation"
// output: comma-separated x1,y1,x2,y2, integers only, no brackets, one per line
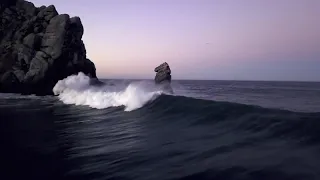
154,62,171,84
0,0,97,95
154,62,173,93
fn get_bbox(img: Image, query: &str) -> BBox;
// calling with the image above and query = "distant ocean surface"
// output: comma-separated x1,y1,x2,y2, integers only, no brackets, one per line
1,73,320,180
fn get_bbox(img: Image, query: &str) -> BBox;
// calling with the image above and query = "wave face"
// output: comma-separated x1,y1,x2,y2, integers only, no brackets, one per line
53,72,163,111
145,94,320,145
1,78,320,180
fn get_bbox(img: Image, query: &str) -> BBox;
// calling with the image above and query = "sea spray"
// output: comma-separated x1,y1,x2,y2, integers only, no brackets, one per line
53,72,163,111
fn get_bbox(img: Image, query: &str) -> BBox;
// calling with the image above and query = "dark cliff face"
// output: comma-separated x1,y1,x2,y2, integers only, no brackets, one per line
0,0,97,95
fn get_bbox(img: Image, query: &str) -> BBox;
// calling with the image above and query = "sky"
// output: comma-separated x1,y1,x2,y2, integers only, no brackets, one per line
31,0,320,81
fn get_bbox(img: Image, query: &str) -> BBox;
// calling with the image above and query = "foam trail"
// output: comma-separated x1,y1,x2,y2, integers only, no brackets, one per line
53,72,163,111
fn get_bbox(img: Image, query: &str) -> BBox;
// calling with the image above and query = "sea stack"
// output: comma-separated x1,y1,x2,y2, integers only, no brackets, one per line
154,62,171,84
154,62,173,93
0,0,97,95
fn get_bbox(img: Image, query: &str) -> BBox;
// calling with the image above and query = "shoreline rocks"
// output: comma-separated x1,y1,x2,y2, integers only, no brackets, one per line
0,0,97,95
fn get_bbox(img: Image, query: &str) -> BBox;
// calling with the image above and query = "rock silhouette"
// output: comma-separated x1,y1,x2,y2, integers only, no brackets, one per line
154,62,171,84
154,62,173,93
0,0,97,95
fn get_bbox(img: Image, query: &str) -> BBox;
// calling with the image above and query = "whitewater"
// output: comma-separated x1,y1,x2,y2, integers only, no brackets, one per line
53,72,165,111
2,74,320,180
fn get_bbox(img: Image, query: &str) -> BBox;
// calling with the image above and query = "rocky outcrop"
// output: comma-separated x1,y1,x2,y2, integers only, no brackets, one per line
154,62,173,93
154,62,171,84
0,0,97,95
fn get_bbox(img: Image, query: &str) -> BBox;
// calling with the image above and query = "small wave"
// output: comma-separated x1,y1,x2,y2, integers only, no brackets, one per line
53,72,163,111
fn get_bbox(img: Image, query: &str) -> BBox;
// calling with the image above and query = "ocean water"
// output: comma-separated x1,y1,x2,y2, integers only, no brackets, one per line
1,73,320,180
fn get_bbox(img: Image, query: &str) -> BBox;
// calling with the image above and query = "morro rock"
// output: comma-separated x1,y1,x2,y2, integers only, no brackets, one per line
0,0,97,95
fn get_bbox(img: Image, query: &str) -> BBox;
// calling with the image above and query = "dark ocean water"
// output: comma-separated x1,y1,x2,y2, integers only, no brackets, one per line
1,78,320,180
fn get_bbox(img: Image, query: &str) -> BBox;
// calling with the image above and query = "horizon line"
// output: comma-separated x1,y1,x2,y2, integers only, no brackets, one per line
98,77,320,83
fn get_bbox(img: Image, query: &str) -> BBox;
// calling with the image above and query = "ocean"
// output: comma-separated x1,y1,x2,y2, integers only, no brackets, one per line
1,73,320,180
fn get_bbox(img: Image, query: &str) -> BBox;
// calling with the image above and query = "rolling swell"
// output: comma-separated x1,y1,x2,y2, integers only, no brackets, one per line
143,94,320,146
50,74,320,179
96,94,320,180
1,81,320,179
53,70,320,147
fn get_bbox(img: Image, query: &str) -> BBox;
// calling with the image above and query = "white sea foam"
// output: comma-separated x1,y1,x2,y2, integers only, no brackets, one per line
53,72,163,111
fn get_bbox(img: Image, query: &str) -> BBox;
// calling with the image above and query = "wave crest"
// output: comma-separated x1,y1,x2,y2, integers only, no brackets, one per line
53,72,163,111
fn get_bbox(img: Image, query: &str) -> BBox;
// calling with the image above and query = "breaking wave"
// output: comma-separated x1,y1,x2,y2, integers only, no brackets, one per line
53,72,163,111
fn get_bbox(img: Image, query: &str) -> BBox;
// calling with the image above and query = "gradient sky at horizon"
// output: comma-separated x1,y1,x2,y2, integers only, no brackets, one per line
31,0,320,81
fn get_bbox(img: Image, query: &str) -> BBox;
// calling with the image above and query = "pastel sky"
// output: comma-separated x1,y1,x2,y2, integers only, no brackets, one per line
31,0,320,81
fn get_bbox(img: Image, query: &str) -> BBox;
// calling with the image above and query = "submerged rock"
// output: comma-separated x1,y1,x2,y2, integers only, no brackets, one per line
154,62,173,93
0,0,97,95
